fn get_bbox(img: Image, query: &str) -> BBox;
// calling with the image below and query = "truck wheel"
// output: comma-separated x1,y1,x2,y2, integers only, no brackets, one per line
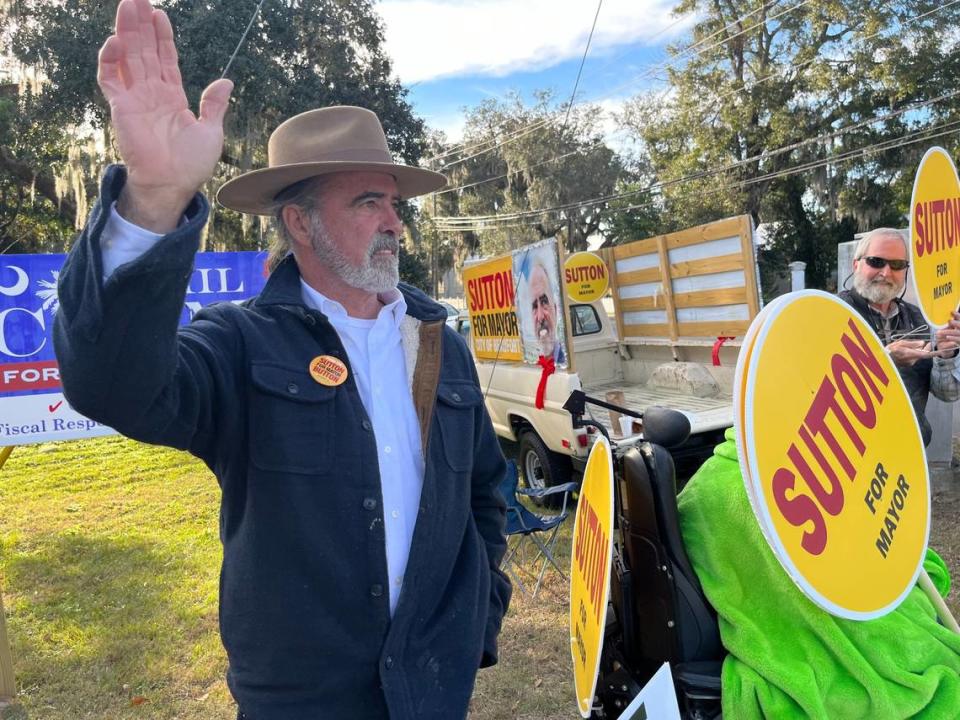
518,431,572,509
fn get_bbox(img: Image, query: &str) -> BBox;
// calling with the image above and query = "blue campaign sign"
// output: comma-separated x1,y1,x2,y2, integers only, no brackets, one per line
0,251,267,446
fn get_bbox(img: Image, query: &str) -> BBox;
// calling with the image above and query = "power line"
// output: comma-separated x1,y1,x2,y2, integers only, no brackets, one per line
434,130,629,196
588,0,801,102
436,0,954,180
426,0,603,170
433,90,960,226
438,118,960,235
436,50,954,202
607,118,960,219
702,0,960,114
561,0,603,133
428,0,802,173
430,0,945,177
422,3,704,166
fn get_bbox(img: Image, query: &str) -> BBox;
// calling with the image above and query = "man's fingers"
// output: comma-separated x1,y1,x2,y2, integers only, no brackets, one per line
154,10,182,86
97,35,128,95
199,79,234,126
134,0,162,81
115,0,145,84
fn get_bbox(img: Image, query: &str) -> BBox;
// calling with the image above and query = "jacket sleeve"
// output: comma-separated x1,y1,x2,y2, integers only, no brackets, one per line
53,165,241,463
930,355,960,402
458,333,512,668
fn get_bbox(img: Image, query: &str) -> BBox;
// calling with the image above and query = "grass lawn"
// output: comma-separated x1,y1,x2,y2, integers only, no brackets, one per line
0,436,579,720
1,437,959,719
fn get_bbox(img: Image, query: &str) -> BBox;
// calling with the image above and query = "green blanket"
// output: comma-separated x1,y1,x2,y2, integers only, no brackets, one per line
677,428,960,719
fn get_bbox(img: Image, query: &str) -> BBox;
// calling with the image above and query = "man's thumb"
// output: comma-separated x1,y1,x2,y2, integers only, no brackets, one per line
199,78,234,126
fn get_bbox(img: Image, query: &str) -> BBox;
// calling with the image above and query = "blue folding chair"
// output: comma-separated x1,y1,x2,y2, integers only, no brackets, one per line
498,460,579,597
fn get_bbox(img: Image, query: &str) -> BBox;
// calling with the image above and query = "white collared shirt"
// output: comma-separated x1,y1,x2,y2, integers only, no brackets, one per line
101,204,423,615
298,281,424,616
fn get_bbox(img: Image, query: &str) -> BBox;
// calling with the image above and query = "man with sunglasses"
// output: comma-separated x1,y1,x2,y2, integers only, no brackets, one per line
839,227,960,445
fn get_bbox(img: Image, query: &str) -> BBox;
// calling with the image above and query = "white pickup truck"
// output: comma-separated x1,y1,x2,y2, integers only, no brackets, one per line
455,216,761,493
457,299,738,491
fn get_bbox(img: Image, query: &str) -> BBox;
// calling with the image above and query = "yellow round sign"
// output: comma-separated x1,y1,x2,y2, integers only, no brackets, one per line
564,252,610,303
569,435,614,717
735,295,790,517
910,146,960,327
741,291,928,619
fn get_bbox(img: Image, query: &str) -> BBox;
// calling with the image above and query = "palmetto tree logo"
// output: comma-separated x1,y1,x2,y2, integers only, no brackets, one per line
35,270,60,316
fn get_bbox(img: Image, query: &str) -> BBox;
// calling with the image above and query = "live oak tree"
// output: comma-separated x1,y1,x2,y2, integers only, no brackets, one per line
2,0,431,261
618,0,960,290
430,92,623,256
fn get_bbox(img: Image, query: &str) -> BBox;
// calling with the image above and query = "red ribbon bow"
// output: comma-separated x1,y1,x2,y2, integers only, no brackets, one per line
712,336,734,366
535,354,556,409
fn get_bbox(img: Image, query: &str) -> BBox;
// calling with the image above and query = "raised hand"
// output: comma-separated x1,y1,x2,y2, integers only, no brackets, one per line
97,0,233,232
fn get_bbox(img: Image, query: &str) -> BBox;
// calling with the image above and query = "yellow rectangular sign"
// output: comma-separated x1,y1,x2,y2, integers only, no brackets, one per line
463,256,522,361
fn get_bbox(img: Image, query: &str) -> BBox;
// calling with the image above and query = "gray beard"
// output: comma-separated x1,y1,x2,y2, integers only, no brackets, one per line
852,271,903,307
308,213,400,293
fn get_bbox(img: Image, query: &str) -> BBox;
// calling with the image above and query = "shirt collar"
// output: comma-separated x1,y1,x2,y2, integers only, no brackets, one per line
299,280,406,329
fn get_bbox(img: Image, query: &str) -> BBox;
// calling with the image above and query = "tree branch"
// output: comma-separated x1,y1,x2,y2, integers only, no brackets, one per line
0,145,78,225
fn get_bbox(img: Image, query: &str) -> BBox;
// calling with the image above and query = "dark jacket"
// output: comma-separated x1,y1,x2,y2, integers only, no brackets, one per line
54,166,511,720
838,288,959,446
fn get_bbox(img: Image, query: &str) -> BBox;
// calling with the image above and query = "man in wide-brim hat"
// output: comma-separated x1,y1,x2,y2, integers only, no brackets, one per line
53,1,511,719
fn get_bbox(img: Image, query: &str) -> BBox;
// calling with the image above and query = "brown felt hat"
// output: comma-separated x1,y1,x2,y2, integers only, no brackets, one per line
217,106,447,215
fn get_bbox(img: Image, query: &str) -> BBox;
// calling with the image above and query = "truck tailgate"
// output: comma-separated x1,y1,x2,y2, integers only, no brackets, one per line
583,381,733,435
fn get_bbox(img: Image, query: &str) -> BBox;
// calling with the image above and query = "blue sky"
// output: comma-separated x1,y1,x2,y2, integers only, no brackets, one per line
375,0,698,141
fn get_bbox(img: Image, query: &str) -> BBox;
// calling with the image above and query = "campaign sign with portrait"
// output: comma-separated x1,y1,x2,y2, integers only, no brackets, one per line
0,252,267,446
513,239,568,367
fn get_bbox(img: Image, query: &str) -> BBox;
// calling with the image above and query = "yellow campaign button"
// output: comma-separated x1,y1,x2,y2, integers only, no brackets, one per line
740,291,928,619
308,355,348,387
564,252,609,303
569,436,614,717
910,146,960,327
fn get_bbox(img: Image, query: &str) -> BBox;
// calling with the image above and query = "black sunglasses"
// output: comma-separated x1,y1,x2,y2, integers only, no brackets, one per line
860,256,909,271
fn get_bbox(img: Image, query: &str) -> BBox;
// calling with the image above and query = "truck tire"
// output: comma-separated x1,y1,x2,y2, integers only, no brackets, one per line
518,430,572,509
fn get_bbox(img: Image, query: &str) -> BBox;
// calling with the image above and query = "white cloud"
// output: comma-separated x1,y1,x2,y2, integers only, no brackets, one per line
426,110,468,142
377,0,693,85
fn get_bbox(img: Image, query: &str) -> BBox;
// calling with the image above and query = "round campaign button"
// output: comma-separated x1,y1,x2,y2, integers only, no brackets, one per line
309,355,349,386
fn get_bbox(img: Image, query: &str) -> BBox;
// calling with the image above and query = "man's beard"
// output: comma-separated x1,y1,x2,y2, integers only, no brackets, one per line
853,271,903,307
536,318,555,354
308,212,399,293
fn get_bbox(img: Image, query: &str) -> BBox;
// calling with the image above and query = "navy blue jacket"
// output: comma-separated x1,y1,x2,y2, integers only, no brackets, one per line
54,166,511,720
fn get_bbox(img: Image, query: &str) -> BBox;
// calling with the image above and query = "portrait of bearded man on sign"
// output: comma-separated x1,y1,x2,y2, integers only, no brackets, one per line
514,242,567,366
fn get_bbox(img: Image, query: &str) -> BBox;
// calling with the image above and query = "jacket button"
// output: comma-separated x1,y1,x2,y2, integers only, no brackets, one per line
370,584,383,597
304,314,316,326
362,497,377,510
287,382,299,395
451,392,462,402
362,420,372,431
384,655,394,669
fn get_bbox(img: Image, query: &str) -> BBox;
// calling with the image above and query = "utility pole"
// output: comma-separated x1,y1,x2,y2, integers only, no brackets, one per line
432,194,439,298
